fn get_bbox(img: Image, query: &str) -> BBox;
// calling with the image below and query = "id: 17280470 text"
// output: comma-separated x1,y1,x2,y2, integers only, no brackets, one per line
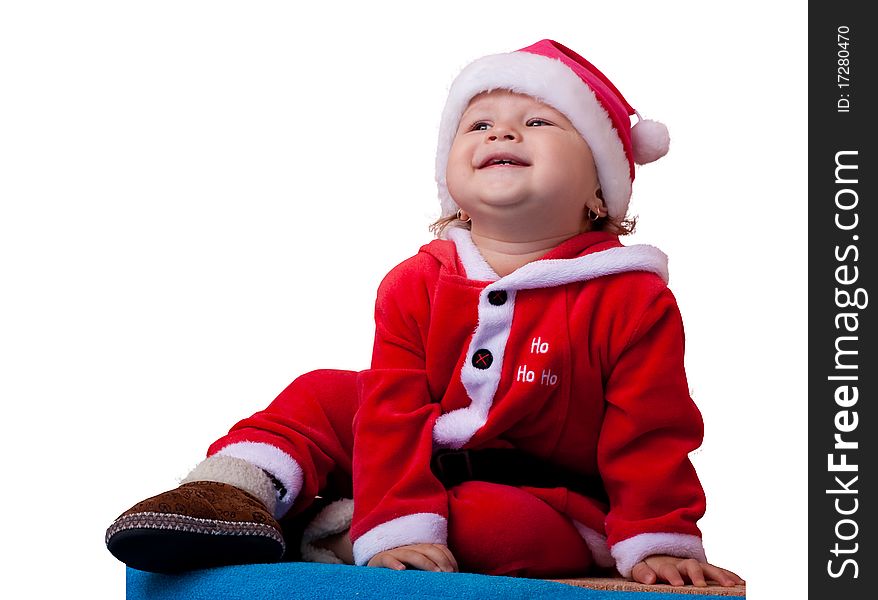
836,26,852,113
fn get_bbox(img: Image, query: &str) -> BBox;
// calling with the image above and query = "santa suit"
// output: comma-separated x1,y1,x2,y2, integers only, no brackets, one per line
206,228,707,577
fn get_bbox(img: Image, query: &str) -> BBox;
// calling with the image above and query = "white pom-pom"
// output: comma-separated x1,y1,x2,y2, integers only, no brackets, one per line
631,119,670,164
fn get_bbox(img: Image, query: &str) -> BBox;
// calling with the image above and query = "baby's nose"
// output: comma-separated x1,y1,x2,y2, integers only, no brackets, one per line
488,127,517,141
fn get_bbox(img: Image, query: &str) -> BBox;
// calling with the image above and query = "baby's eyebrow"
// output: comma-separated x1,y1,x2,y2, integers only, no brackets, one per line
460,103,490,118
457,110,492,129
459,99,566,127
461,112,489,122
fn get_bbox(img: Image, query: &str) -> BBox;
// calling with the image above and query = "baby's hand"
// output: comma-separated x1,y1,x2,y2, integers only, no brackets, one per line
367,543,459,572
631,554,744,587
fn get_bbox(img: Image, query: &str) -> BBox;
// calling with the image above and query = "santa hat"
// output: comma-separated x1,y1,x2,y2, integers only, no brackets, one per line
435,39,669,227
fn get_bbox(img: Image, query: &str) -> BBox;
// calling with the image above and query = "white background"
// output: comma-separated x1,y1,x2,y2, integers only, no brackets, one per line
0,2,806,599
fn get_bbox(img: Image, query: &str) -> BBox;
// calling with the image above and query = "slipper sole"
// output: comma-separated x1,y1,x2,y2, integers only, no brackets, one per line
107,512,285,573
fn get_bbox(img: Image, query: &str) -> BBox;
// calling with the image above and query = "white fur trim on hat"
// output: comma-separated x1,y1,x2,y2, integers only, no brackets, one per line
436,51,632,224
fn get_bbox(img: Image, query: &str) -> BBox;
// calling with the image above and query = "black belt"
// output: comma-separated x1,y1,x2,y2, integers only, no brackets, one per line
430,448,608,504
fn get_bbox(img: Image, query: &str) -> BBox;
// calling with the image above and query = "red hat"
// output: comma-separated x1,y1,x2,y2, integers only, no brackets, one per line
436,39,669,227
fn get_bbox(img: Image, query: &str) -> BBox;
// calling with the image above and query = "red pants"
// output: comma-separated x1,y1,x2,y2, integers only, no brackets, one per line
208,370,593,578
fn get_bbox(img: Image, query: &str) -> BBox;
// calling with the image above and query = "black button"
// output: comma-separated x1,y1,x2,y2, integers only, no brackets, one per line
472,349,493,369
487,290,507,306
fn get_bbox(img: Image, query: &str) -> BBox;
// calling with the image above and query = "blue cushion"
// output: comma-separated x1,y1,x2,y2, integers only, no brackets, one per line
127,563,736,599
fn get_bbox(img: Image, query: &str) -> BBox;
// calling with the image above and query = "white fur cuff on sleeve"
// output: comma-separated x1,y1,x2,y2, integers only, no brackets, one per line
611,532,707,578
352,513,447,566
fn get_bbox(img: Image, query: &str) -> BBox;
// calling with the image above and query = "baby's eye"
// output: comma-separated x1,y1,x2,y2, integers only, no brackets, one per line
470,121,491,131
527,118,552,127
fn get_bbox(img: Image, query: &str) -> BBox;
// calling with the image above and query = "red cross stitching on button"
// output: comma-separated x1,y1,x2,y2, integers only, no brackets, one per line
472,349,493,369
487,290,507,306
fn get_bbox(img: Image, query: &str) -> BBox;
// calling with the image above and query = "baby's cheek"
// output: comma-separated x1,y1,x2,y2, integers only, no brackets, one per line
445,162,470,201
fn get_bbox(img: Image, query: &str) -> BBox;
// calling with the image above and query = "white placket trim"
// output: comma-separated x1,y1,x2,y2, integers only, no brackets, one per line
433,229,669,449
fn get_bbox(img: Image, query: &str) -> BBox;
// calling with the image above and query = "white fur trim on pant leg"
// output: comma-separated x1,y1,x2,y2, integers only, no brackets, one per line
214,441,304,519
351,513,447,567
611,532,707,578
300,498,354,564
181,455,277,515
572,521,615,568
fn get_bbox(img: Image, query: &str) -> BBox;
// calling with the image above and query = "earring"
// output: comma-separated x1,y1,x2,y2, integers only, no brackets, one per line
587,208,601,221
456,209,471,223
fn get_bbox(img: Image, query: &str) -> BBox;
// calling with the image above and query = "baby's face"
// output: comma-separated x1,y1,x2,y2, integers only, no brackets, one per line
446,90,600,238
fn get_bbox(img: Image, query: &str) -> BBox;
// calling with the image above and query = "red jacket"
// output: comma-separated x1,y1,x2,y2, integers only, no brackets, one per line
350,228,707,576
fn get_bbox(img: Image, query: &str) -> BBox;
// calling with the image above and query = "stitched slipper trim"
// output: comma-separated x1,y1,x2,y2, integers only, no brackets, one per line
105,511,285,551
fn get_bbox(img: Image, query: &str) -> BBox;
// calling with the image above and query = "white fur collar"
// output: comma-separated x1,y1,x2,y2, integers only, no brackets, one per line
447,228,669,288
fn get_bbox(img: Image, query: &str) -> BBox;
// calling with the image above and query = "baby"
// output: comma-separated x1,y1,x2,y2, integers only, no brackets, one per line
107,39,743,588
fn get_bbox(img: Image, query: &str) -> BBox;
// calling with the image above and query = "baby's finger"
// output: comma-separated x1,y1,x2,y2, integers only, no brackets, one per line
435,545,459,572
631,562,657,585
657,563,685,587
395,549,442,572
368,553,406,571
682,560,707,587
702,564,744,586
419,545,456,572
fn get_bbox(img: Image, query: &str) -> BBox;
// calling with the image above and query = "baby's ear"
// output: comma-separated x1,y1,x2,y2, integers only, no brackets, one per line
594,188,608,213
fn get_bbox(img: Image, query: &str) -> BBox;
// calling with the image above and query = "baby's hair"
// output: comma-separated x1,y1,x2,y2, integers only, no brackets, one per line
429,213,637,238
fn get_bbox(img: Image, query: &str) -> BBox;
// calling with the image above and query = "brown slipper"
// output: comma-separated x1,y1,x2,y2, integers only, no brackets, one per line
106,480,285,573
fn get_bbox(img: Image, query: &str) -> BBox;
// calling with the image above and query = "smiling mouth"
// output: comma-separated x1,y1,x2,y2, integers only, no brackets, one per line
478,155,530,168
